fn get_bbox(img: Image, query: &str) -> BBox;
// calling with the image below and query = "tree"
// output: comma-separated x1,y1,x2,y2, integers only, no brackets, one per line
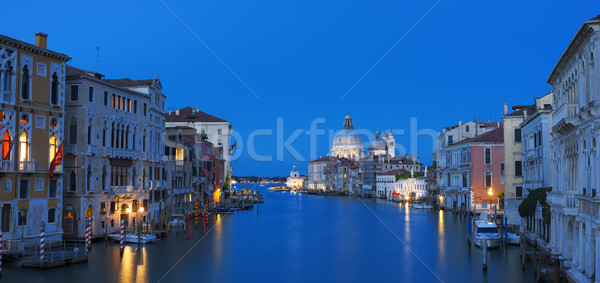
518,187,552,224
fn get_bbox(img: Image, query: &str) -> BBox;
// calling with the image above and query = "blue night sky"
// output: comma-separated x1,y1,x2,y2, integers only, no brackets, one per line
4,0,599,176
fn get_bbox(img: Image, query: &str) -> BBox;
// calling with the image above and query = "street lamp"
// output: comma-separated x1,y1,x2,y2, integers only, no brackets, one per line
488,187,493,209
19,205,27,244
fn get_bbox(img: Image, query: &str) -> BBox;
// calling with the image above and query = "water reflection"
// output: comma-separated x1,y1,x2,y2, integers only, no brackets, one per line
119,246,148,283
438,209,445,260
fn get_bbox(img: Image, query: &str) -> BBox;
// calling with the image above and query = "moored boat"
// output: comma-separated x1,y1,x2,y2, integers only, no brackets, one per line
506,233,520,245
109,233,158,244
473,220,501,249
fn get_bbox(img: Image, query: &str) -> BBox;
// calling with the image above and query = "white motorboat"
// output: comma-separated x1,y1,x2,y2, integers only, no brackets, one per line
411,203,433,209
109,233,158,244
506,233,520,245
169,214,185,227
473,220,501,249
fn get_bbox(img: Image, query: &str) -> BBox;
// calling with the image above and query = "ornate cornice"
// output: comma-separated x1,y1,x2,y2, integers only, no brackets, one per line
548,23,597,84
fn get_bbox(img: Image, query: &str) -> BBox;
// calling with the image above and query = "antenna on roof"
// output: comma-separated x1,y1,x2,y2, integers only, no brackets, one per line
96,46,100,72
154,72,158,83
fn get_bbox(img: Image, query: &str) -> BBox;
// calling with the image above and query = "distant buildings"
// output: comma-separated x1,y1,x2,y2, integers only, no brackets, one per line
435,121,504,212
308,112,423,197
286,165,306,189
0,33,70,245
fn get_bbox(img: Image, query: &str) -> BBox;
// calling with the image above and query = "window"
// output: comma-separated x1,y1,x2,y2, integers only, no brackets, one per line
447,135,453,145
110,201,116,213
102,128,106,146
21,66,29,100
48,208,56,223
19,131,29,162
87,165,92,191
101,202,106,214
516,186,523,197
18,205,26,226
133,101,137,113
34,178,43,192
49,181,56,198
69,117,77,144
500,163,505,176
515,161,523,177
3,62,12,91
70,85,78,101
538,130,542,147
462,171,468,187
143,103,147,116
69,171,76,192
514,128,522,143
127,98,131,112
485,172,492,188
49,134,57,163
88,86,94,102
19,179,28,199
36,115,45,129
51,72,58,105
111,94,116,108
104,91,108,106
484,148,491,165
218,129,222,135
2,130,12,161
87,124,92,144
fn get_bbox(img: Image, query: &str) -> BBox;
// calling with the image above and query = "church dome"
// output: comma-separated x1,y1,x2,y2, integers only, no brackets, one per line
368,128,388,155
333,129,363,147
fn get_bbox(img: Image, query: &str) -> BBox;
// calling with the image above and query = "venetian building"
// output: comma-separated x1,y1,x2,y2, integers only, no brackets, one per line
547,15,600,282
330,112,364,160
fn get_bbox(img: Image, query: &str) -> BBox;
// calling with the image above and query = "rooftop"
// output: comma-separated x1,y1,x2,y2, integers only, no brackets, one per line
166,107,228,123
453,127,504,145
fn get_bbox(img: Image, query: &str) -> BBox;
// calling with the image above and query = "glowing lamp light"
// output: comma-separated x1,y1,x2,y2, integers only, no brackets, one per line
125,208,131,214
405,196,410,200
488,188,493,196
139,207,144,212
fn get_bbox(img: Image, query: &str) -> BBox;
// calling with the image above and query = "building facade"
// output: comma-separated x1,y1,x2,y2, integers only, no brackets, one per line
0,33,70,245
64,66,165,238
547,15,600,282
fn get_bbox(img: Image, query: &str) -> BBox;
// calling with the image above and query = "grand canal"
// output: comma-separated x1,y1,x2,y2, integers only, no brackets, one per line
5,184,535,283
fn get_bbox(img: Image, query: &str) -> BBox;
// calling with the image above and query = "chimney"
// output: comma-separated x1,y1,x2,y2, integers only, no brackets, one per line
168,109,172,115
175,109,180,115
458,120,462,140
503,104,508,115
35,32,48,49
523,109,528,118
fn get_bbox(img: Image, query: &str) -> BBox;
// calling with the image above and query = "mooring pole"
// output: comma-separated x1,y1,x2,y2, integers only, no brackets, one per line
483,240,488,271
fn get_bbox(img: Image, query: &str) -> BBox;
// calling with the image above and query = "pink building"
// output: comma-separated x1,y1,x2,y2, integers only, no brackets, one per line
443,126,504,211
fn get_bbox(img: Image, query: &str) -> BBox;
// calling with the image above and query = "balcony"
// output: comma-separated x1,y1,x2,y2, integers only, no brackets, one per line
88,145,98,155
113,148,134,159
64,144,78,154
552,103,579,134
102,147,112,156
0,160,12,172
111,186,135,195
134,151,141,159
19,160,35,172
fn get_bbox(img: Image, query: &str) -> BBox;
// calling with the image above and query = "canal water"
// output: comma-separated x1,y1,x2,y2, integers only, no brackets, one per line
5,183,535,283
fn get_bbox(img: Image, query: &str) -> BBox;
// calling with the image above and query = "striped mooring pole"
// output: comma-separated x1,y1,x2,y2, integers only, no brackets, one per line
40,219,46,262
1,231,3,277
120,219,124,255
85,217,92,252
195,201,198,228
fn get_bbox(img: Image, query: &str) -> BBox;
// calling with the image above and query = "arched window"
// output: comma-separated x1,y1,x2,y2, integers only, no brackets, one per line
485,172,492,188
102,166,107,191
3,62,12,92
69,117,77,144
484,148,491,165
87,165,92,191
70,171,76,191
51,72,58,105
49,134,57,163
19,131,28,162
2,131,12,161
21,65,29,100
48,208,56,223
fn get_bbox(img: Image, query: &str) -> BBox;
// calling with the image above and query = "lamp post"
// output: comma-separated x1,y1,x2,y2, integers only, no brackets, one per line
19,206,27,245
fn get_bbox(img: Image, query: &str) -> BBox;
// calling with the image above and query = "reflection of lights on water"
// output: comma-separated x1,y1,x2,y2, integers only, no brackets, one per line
438,209,445,256
119,246,148,283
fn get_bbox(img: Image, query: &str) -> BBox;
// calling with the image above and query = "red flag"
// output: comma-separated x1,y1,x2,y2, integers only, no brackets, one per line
49,141,64,184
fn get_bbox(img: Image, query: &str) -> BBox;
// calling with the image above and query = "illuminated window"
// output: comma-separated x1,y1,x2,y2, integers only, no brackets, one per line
49,134,57,162
19,131,29,162
2,131,11,160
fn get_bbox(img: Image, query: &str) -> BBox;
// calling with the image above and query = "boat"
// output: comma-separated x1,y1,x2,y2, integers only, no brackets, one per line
109,233,158,244
169,214,185,227
410,201,433,209
269,186,290,192
506,233,520,245
472,218,502,249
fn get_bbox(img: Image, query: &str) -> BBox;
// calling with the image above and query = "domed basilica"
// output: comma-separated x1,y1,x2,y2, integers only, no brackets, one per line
329,112,395,159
